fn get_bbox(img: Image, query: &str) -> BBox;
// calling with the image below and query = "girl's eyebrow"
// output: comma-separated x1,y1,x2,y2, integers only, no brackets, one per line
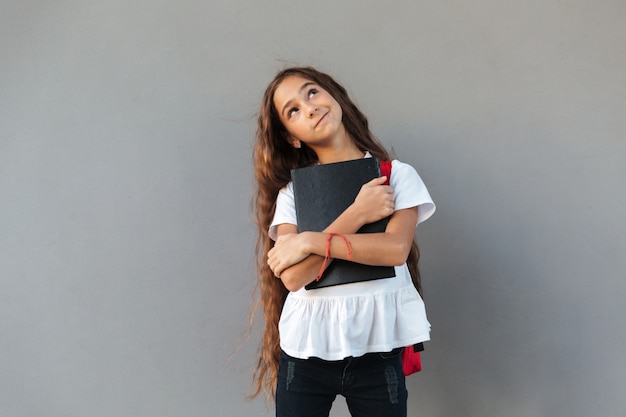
280,82,316,116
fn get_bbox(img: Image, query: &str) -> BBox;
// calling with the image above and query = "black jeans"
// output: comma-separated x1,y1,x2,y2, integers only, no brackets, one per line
276,349,407,417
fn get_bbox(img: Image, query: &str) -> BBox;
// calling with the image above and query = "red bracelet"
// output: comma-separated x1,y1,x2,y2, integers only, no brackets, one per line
316,233,353,281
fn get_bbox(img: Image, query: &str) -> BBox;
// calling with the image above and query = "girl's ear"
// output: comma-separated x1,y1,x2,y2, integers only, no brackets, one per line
291,138,302,149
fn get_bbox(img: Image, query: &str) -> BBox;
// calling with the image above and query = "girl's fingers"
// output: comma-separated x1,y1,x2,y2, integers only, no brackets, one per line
267,256,282,277
367,176,384,184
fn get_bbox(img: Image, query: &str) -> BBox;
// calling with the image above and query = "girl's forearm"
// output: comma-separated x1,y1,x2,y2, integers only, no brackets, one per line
277,204,372,291
303,230,411,267
279,207,418,291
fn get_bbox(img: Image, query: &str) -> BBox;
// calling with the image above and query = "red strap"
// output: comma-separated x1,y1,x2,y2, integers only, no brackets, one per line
380,160,392,185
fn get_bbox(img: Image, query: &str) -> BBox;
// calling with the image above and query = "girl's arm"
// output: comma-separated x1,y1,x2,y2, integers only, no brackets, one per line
269,176,393,290
299,207,418,266
268,197,418,291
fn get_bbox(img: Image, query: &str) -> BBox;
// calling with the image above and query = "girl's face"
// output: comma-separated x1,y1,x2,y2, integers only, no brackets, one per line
273,75,346,149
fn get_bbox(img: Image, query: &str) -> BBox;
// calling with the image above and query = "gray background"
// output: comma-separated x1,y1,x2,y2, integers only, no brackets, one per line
1,1,625,416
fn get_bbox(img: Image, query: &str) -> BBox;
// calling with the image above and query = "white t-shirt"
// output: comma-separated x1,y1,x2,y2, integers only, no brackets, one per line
269,155,436,360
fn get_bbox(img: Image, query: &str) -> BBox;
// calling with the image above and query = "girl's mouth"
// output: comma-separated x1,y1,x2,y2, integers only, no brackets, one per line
315,112,328,128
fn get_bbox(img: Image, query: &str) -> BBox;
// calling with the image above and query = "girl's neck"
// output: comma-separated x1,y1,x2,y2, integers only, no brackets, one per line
313,140,365,165
316,148,365,165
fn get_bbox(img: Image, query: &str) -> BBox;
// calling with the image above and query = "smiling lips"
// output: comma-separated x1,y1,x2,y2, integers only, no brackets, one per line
314,112,328,128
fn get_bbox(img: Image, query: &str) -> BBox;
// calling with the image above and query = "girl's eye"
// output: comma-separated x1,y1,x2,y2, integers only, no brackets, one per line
287,107,299,118
308,88,318,98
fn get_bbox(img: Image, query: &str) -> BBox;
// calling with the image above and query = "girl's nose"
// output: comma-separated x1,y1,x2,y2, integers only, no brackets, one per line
308,106,319,118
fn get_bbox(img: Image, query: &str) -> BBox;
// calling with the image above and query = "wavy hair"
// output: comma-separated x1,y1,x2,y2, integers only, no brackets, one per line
250,67,422,400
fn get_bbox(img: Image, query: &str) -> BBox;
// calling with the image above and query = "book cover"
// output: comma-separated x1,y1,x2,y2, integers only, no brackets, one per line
290,157,396,289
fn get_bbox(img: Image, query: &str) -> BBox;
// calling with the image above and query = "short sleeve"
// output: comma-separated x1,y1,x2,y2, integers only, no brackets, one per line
269,182,297,241
390,160,436,225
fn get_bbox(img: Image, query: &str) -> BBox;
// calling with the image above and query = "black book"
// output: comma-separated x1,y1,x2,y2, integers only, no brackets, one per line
291,157,396,290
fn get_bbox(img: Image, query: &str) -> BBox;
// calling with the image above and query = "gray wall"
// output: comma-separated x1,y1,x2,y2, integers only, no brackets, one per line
1,1,625,416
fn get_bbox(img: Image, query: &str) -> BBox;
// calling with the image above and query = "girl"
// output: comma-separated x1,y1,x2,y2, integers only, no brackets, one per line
252,67,435,417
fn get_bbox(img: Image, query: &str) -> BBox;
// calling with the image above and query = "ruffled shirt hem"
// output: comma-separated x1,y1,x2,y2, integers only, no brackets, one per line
278,273,431,361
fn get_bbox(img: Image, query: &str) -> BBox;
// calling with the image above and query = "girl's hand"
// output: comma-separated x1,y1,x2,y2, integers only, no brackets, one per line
350,176,395,225
267,232,311,277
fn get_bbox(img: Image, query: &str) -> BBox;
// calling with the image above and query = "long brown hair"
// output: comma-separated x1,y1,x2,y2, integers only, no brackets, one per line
251,67,422,400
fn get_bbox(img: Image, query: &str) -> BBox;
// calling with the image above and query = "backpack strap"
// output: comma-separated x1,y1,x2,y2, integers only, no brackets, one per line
379,160,392,185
